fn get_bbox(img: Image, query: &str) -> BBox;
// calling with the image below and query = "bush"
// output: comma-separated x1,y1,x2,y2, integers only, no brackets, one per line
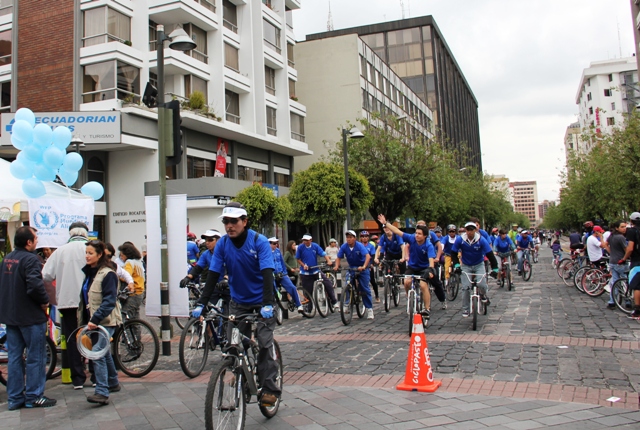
189,91,206,110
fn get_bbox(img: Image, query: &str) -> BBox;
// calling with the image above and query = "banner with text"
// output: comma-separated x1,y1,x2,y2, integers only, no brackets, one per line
214,138,229,177
28,198,94,247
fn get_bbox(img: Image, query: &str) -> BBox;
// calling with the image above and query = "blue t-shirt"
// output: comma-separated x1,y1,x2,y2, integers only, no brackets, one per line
363,242,376,256
187,241,199,263
493,236,514,253
429,231,441,248
379,233,404,255
479,229,490,242
516,236,535,249
403,233,436,270
451,234,492,266
442,234,460,255
295,242,326,275
208,230,274,306
196,249,214,269
337,241,369,267
272,248,287,274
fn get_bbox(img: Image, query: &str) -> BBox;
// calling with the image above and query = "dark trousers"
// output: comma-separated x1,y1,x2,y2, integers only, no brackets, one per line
430,266,446,303
60,308,86,386
368,267,379,298
229,301,281,397
300,273,337,304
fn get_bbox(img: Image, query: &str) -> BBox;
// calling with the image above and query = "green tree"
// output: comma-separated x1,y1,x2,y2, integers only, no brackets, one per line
233,183,289,236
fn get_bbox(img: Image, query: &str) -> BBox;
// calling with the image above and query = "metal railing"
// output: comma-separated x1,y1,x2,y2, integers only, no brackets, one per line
265,85,275,96
226,112,241,124
287,58,295,68
223,19,238,33
263,39,281,54
189,49,208,64
267,127,277,136
83,33,130,48
197,0,216,13
291,131,305,142
82,88,140,104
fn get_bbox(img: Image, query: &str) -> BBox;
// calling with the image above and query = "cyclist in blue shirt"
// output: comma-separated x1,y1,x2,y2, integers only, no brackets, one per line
333,230,374,319
295,234,338,310
374,226,406,274
492,229,515,284
470,217,490,242
193,203,280,408
378,215,446,320
450,222,498,318
516,230,535,275
268,237,303,313
359,231,380,303
442,224,460,286
186,232,200,268
180,229,221,287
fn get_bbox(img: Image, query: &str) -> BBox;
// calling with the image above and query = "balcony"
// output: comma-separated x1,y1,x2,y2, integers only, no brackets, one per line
149,0,218,32
148,47,210,79
285,0,301,10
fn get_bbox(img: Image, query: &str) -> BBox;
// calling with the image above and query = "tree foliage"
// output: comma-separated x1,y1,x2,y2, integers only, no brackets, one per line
233,183,289,236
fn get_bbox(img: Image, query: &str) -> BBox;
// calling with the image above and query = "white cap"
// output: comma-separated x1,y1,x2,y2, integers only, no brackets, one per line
302,234,312,240
219,206,247,218
521,230,529,234
464,222,476,229
201,230,221,239
346,230,357,237
268,237,279,243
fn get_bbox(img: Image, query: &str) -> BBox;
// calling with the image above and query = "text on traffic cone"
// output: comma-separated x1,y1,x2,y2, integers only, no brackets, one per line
396,313,442,393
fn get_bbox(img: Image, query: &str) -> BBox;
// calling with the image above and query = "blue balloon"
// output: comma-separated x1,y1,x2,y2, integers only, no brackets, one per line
34,163,56,182
57,168,78,186
33,123,53,147
52,126,72,150
9,159,33,180
81,181,104,200
15,108,36,127
22,143,44,163
16,151,36,170
43,146,65,170
62,152,83,173
11,133,27,150
12,120,34,146
22,177,46,198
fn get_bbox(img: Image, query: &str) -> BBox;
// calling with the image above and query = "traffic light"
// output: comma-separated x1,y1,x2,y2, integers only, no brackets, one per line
142,82,158,108
165,100,183,166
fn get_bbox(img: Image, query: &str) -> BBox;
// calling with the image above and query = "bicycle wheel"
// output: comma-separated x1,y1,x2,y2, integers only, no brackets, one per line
498,269,505,288
408,290,415,336
506,265,513,291
259,340,282,418
573,266,590,293
45,336,57,380
205,357,245,430
559,260,575,286
582,269,607,297
314,281,329,318
613,278,634,314
114,318,160,377
522,260,532,281
300,288,315,318
393,279,400,306
472,295,478,331
340,285,353,325
383,278,391,313
179,318,210,378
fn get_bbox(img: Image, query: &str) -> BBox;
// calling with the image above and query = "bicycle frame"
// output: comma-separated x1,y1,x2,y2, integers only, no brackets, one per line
460,271,488,313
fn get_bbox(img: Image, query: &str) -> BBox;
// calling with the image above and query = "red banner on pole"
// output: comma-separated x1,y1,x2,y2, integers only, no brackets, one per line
214,138,229,177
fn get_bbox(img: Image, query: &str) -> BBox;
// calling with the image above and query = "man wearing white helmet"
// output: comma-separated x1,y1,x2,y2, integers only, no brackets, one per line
180,229,222,287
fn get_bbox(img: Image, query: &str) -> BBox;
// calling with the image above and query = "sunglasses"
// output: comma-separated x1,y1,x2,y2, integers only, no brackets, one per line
222,218,240,225
448,230,456,233
205,237,217,242
465,227,475,231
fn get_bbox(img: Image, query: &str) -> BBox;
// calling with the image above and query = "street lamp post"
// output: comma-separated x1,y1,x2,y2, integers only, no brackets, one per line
342,126,364,230
71,136,85,153
156,25,196,356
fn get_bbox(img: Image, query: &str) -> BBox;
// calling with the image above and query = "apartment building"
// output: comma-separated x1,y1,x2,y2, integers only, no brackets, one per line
294,33,433,172
509,181,538,227
0,0,308,248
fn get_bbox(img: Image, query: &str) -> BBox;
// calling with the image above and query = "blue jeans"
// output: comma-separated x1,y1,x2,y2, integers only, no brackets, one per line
92,326,118,397
6,322,47,408
517,250,530,272
278,275,301,307
608,263,627,305
460,263,488,313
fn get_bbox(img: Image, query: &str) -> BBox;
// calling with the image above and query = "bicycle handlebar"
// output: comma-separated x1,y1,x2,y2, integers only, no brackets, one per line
459,271,489,282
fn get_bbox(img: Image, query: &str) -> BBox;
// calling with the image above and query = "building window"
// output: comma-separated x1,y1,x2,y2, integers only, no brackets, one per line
274,172,290,187
604,89,611,97
266,106,277,136
362,89,369,111
184,74,207,102
587,92,592,101
187,156,215,178
238,165,266,182
87,157,106,202
149,20,157,51
224,43,239,71
265,66,276,95
368,63,375,83
290,113,305,142
263,19,281,54
288,79,296,99
0,0,12,16
185,23,208,64
223,0,238,33
360,55,367,79
225,90,240,124
196,0,215,13
608,73,613,82
0,29,10,66
607,117,615,126
588,107,593,115
611,102,616,110
82,60,140,103
83,6,131,47
0,81,10,112
287,43,295,67
587,78,590,86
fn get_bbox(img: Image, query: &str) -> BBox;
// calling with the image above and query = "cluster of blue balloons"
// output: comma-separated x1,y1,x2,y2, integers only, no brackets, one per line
8,108,104,200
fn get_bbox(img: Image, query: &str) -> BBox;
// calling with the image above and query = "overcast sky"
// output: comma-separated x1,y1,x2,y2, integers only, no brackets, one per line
291,0,635,202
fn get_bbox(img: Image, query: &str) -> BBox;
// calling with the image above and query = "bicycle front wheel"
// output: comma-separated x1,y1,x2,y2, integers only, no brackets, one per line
340,284,353,325
259,340,282,418
573,266,590,293
114,318,160,377
314,282,329,318
299,288,315,318
179,318,210,378
393,279,400,306
582,269,607,297
522,260,532,281
45,336,58,380
560,261,575,286
408,290,415,336
205,358,245,430
383,278,391,313
472,295,478,331
447,274,460,301
506,265,513,291
613,279,633,314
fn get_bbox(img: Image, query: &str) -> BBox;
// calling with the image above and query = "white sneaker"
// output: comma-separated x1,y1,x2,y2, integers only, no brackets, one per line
366,308,374,320
604,284,611,293
297,306,304,314
333,303,340,311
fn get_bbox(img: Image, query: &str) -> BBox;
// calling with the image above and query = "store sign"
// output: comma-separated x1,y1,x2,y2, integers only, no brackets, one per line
1,112,121,145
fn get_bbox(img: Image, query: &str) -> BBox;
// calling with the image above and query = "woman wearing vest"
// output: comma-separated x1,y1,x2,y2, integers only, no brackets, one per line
79,240,122,405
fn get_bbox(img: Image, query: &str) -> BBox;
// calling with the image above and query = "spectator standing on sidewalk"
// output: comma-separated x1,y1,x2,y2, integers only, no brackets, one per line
324,238,339,264
0,226,56,410
606,220,628,310
623,213,640,318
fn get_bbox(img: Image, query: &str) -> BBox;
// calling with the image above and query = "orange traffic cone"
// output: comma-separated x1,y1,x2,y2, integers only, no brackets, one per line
396,313,442,393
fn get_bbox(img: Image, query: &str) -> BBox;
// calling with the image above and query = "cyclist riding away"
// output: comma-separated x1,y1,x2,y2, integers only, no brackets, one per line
296,234,339,311
333,230,374,319
450,222,498,318
192,202,280,408
268,237,303,313
359,231,380,303
516,230,535,275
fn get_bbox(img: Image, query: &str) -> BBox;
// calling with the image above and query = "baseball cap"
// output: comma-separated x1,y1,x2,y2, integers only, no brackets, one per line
329,238,337,243
521,230,529,234
592,226,604,233
346,230,357,237
201,230,221,239
219,204,247,219
268,237,279,243
630,212,640,222
464,222,477,229
69,221,89,231
302,234,312,240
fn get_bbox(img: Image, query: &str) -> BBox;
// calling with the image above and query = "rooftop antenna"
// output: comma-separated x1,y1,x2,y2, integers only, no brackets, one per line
327,0,334,31
400,0,405,19
617,19,622,58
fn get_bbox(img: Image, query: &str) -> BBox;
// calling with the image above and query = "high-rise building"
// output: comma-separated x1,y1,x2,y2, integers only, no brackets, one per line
563,121,582,162
294,33,433,172
538,200,551,223
509,181,538,227
630,0,640,73
0,0,309,248
306,16,481,170
487,174,514,209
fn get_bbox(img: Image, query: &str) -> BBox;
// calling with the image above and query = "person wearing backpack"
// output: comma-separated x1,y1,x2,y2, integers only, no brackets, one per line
622,213,640,318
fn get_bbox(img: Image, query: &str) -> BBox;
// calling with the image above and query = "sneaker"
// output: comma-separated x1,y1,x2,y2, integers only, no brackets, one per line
260,392,278,407
87,394,109,405
629,310,640,320
420,309,431,320
297,305,304,314
73,385,84,390
462,310,470,318
441,301,447,310
375,297,381,303
365,308,374,320
607,303,616,310
480,295,490,306
92,383,97,388
8,403,24,411
109,384,121,393
25,396,57,408
333,302,340,311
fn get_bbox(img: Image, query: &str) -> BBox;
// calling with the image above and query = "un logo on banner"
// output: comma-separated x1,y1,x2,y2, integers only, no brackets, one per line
33,209,59,230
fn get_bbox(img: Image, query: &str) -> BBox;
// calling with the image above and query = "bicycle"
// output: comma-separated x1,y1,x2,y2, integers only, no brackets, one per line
179,302,227,378
557,245,587,287
581,265,612,297
445,259,460,301
532,248,539,264
404,274,426,335
552,252,562,269
519,249,532,281
307,264,336,318
0,324,58,386
572,260,604,294
340,268,366,325
612,276,634,314
381,259,401,312
176,282,203,330
496,253,513,291
204,312,283,430
112,290,160,377
460,270,489,331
